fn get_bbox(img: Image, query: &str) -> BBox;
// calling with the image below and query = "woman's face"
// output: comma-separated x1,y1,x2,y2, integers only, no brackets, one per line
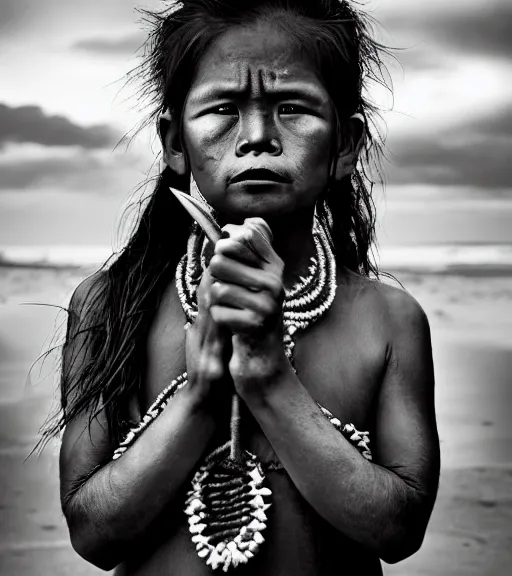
181,22,336,220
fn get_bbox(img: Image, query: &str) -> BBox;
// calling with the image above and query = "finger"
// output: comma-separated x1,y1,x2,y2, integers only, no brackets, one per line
196,268,215,311
209,254,283,299
210,305,265,334
221,222,273,265
215,237,262,267
210,281,278,316
188,313,231,376
243,218,277,265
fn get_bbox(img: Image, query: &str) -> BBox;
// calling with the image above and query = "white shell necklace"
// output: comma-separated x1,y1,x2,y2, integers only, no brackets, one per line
113,204,372,572
176,211,337,368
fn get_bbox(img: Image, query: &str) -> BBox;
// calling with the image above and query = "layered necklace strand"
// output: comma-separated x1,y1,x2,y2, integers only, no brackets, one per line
176,214,338,368
113,215,339,466
112,212,372,572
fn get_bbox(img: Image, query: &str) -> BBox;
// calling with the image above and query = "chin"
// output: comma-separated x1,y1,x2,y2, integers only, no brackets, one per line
218,202,302,226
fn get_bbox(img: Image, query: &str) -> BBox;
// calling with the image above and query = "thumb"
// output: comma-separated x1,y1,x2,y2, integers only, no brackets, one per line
244,217,273,244
243,217,275,263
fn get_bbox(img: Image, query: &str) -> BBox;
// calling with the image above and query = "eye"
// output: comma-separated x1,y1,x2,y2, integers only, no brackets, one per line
279,103,308,115
211,104,238,115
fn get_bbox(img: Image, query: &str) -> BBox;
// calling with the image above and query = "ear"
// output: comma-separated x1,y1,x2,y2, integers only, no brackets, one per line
334,113,365,180
159,109,187,175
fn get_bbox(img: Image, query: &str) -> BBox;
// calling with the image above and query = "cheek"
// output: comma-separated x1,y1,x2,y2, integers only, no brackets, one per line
184,118,236,174
283,120,333,174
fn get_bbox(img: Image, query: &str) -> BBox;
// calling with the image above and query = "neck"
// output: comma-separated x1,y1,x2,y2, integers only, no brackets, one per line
217,206,318,289
255,207,317,290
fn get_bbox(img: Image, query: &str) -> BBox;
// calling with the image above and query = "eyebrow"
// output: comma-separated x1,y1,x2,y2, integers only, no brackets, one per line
188,82,327,107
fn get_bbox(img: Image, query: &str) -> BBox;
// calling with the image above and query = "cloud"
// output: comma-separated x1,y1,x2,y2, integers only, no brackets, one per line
394,49,452,73
387,106,512,190
0,156,104,190
431,3,512,58
0,146,148,192
73,33,145,55
0,0,154,36
383,1,512,59
0,103,119,149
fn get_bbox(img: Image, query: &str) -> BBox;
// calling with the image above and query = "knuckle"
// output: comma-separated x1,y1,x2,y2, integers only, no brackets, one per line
204,357,223,381
214,238,229,254
267,275,283,297
210,281,220,297
217,282,229,298
248,310,263,329
211,282,229,304
209,305,223,323
209,254,223,272
243,227,254,243
256,295,273,316
209,305,218,321
266,297,281,316
222,224,237,236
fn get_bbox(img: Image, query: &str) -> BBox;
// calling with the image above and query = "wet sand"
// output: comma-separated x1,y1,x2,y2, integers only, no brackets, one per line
0,267,511,575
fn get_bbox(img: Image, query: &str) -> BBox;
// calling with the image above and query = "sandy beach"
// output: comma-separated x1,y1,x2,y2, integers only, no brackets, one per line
0,266,511,575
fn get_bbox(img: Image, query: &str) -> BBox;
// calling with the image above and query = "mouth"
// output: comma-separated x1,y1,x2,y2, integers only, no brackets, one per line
230,168,291,185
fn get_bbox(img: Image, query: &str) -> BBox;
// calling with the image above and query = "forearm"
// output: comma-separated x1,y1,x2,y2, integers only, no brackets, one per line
65,385,216,569
241,369,431,562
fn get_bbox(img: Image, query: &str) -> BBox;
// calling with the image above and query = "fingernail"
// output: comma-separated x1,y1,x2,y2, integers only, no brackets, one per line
221,230,230,239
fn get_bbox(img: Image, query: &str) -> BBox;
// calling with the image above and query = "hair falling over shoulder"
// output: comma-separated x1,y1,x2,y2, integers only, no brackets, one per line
38,168,192,449
38,0,393,448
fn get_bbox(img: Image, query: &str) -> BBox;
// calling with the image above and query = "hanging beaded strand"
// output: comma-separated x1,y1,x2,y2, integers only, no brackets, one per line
112,197,372,572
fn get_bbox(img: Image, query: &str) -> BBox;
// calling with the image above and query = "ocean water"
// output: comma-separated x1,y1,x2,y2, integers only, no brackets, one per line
1,243,512,275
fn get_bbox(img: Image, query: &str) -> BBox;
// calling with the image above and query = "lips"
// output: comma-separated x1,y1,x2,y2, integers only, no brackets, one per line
230,168,291,184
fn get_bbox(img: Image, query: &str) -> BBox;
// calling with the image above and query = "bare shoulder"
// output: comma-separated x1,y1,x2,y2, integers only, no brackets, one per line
339,268,430,341
375,279,429,334
340,272,430,354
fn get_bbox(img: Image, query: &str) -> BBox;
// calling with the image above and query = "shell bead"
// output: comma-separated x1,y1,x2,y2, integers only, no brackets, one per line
111,206,373,570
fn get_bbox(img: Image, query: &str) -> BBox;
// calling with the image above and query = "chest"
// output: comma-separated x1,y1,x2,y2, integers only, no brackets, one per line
144,280,387,436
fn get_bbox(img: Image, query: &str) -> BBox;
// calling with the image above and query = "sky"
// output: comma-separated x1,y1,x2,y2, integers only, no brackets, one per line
0,0,511,248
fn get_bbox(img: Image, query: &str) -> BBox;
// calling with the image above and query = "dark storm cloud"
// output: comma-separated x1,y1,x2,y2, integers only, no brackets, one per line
0,103,119,149
0,0,41,28
0,154,116,190
0,0,150,36
73,33,145,55
0,152,141,192
431,3,512,58
387,106,512,190
384,2,512,60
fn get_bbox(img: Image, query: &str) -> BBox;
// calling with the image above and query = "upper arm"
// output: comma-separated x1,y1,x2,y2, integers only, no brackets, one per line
373,287,440,502
59,273,115,512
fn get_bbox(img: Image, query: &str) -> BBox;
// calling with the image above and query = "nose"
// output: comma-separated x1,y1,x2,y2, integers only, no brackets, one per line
235,108,282,157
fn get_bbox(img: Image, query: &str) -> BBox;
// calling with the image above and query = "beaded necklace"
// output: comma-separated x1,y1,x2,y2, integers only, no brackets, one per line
112,201,372,572
176,212,337,368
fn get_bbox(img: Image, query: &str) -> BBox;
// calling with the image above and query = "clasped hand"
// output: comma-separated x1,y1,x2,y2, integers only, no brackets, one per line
209,219,284,337
186,218,287,401
210,219,288,393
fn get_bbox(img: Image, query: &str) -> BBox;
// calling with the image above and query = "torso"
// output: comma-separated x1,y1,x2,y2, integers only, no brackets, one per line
116,268,391,575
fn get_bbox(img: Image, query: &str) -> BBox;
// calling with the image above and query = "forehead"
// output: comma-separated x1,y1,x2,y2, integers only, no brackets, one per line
192,22,322,88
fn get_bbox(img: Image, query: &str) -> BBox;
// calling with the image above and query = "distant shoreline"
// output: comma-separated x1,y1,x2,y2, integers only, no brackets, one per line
385,265,512,278
0,261,84,271
2,262,512,278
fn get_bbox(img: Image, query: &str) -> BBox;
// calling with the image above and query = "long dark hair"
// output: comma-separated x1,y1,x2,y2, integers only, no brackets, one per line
39,0,392,447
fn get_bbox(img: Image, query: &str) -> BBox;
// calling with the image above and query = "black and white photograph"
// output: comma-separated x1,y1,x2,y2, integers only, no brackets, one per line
0,1,511,575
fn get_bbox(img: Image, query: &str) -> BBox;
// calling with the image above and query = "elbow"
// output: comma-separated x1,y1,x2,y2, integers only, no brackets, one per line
378,524,426,564
64,502,123,571
379,485,436,564
380,535,423,565
69,526,123,571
